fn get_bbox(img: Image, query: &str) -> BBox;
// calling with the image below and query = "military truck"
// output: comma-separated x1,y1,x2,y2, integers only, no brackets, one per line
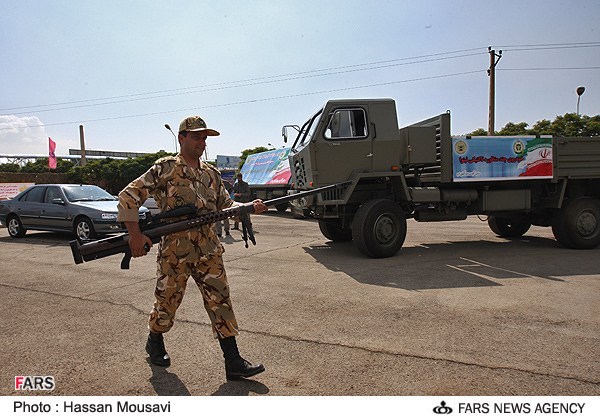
284,98,600,257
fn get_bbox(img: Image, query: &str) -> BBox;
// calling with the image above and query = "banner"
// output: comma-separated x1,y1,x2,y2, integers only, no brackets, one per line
48,137,57,169
239,148,291,185
0,183,34,200
452,136,553,182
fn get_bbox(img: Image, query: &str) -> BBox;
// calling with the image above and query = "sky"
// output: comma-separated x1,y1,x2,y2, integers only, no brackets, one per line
1,0,599,160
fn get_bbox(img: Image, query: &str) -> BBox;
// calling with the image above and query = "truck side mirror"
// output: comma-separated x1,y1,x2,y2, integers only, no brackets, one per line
281,126,288,143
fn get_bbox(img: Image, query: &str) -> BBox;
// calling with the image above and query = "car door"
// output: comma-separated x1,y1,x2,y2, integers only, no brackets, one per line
39,186,70,231
16,186,46,228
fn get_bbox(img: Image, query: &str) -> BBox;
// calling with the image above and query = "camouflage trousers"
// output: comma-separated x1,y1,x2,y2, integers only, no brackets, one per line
148,252,239,339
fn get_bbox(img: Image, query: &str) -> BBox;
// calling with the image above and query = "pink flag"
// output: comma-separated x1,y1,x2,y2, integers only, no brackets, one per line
48,137,57,169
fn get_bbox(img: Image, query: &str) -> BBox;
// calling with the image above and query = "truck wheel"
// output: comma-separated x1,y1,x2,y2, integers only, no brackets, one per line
352,199,406,258
275,203,288,212
488,216,531,238
7,215,27,238
318,220,352,242
552,197,600,249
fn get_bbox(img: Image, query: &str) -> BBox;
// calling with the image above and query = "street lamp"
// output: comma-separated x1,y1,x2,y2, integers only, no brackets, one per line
164,124,178,153
576,86,585,115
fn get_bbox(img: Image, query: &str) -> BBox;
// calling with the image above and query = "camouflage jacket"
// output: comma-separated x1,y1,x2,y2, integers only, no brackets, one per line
118,155,234,261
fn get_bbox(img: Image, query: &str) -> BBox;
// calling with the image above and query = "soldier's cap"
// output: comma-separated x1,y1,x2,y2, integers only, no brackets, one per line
178,116,220,136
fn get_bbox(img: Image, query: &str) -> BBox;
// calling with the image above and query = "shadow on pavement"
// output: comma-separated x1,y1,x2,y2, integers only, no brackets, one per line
147,361,192,396
304,236,600,291
211,379,269,396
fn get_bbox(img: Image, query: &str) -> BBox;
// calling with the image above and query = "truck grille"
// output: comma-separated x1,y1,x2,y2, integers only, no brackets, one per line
293,158,307,188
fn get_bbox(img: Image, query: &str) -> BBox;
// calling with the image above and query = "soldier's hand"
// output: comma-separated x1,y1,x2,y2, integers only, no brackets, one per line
128,232,153,257
252,199,268,214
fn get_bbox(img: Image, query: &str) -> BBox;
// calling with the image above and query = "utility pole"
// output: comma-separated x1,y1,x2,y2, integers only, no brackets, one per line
487,47,502,136
79,125,87,166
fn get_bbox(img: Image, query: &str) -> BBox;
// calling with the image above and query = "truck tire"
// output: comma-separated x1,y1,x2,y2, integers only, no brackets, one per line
552,197,600,249
275,203,288,212
488,216,531,238
318,220,352,242
352,199,406,258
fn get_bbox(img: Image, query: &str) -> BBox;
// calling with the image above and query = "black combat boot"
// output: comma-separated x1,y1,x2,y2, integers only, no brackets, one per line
219,336,265,380
146,332,171,367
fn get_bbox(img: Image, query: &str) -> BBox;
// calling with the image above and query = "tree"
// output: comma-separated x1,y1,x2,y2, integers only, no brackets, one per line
468,113,600,137
66,151,172,193
497,122,529,136
468,128,488,136
0,163,20,172
19,158,74,173
531,119,553,135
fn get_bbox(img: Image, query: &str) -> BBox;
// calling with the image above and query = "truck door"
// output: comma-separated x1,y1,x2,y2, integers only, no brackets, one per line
314,106,373,185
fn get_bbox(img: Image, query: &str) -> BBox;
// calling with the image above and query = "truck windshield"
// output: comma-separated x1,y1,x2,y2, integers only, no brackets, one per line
292,107,323,152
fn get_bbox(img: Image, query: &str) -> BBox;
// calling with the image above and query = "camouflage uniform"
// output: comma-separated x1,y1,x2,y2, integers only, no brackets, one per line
118,155,239,339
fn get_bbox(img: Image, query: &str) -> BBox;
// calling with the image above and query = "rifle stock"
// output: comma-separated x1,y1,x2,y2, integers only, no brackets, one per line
69,181,349,269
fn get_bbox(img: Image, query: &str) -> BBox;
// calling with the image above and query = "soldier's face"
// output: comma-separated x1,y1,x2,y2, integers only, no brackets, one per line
180,131,208,159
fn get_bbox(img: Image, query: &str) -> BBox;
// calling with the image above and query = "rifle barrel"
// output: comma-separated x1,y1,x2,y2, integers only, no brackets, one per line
262,181,350,207
70,181,350,266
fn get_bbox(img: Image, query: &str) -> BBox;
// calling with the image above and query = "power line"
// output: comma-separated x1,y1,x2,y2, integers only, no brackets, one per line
3,42,598,114
499,66,600,71
2,49,487,114
0,70,484,131
2,41,598,132
3,42,596,114
496,41,600,50
7,53,487,116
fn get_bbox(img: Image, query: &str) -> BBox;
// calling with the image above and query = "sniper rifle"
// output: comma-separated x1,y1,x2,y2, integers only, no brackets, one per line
69,181,349,269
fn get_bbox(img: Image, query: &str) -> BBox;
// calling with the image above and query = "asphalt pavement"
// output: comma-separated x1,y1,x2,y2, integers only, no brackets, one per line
1,211,598,396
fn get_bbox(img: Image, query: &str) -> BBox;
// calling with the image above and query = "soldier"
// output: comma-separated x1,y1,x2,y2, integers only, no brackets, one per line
216,180,233,237
117,115,267,380
232,173,251,230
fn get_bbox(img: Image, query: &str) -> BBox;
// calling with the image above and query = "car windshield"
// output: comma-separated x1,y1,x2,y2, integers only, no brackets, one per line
63,185,116,202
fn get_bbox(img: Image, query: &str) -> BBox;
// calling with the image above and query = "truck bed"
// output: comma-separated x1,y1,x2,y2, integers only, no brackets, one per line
554,137,600,179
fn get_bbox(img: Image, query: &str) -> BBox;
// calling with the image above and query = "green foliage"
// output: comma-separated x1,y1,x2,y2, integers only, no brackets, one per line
2,151,173,194
468,113,600,137
15,158,75,173
0,163,20,172
238,146,270,170
468,128,488,136
498,122,529,136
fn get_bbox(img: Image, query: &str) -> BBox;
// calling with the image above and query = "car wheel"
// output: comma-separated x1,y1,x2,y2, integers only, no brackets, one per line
74,217,97,240
7,215,27,238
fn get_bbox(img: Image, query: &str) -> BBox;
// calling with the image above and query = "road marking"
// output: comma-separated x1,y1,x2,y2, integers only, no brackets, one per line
447,257,545,282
